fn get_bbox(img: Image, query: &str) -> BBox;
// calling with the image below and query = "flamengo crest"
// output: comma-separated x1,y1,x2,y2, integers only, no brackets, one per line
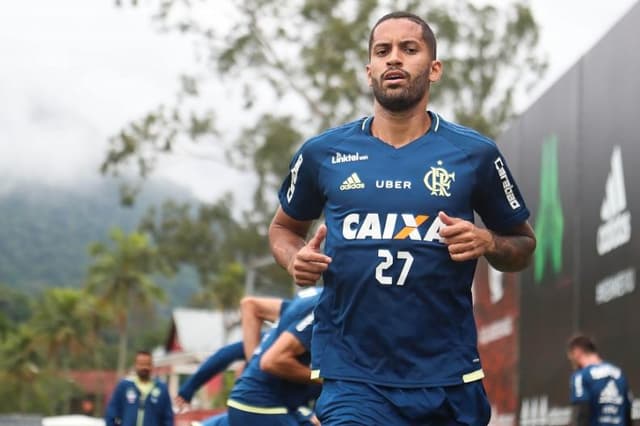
424,160,455,197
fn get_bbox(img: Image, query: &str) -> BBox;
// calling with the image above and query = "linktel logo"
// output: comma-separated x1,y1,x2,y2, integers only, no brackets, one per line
533,135,564,284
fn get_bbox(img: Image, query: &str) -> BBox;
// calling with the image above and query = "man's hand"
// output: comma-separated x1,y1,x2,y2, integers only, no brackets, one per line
438,211,536,271
287,224,332,286
173,395,189,413
438,211,493,262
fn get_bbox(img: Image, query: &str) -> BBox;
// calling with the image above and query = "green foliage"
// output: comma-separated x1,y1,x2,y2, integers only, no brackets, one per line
427,1,547,137
228,115,303,215
139,196,293,304
85,227,169,374
30,288,92,368
0,273,171,415
24,289,109,412
0,325,44,412
0,283,31,338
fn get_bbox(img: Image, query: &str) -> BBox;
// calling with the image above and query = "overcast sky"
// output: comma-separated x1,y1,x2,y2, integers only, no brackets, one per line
0,0,637,203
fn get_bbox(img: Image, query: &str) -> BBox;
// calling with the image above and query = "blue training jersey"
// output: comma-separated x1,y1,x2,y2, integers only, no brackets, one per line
570,362,632,426
278,112,530,387
228,288,322,410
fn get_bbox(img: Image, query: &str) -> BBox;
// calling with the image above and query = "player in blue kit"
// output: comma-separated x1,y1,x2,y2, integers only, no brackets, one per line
226,288,322,426
269,11,536,426
174,293,321,426
567,335,632,426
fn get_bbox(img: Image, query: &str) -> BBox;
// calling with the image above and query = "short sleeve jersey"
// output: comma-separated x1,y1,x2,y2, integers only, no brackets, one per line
570,362,631,426
278,112,530,387
229,289,321,410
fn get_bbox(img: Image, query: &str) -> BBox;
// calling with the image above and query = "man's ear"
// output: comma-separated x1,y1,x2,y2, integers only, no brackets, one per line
429,60,443,83
366,63,373,87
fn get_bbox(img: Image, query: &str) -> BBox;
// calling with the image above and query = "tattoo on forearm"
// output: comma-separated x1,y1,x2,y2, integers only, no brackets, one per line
486,234,535,272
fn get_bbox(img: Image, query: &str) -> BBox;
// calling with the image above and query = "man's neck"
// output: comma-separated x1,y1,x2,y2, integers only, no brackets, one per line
581,353,603,367
371,103,431,148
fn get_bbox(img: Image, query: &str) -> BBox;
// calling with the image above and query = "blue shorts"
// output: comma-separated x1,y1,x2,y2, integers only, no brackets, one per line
201,413,229,426
227,406,315,426
315,379,491,426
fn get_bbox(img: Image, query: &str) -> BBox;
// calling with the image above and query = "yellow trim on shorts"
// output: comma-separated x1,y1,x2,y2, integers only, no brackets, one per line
227,399,288,415
462,368,485,383
310,368,483,384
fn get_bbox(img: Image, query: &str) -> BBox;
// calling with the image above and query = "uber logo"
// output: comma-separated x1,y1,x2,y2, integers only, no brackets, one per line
375,180,412,190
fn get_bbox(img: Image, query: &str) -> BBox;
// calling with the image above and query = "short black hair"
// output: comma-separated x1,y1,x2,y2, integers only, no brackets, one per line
368,11,437,59
567,334,598,354
136,350,152,358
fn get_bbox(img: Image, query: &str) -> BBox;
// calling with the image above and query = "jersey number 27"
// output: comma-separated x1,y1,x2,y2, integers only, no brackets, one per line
375,250,414,286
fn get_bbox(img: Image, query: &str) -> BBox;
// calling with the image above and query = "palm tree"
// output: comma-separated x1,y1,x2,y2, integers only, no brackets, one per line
31,288,90,366
85,227,167,375
0,325,42,412
29,288,92,413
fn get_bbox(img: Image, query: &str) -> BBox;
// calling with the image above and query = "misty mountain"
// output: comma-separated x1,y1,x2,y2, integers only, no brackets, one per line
0,178,199,303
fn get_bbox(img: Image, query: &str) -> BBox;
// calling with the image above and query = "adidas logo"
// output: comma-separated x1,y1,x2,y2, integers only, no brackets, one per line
340,173,365,191
597,146,632,255
598,379,623,405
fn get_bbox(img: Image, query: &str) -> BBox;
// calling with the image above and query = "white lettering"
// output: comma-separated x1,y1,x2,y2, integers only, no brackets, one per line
339,182,365,190
342,213,359,240
477,317,513,345
286,154,303,203
340,213,437,241
520,396,572,426
494,157,521,209
602,405,619,415
424,216,444,242
401,213,423,240
375,250,414,286
595,268,635,305
597,211,631,255
590,365,622,380
356,214,382,239
375,180,412,189
631,399,640,420
331,152,369,164
295,312,314,332
382,214,398,239
575,374,584,397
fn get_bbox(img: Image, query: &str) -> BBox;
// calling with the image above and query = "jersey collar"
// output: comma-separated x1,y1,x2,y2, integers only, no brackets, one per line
361,110,440,136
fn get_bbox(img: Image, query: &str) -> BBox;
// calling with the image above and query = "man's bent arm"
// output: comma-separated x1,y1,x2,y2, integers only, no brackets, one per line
177,340,245,402
260,331,316,384
269,207,313,274
485,222,536,272
241,296,283,360
269,207,331,286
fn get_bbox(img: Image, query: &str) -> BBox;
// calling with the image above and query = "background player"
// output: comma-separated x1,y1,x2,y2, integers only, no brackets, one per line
226,288,322,426
175,293,321,426
567,334,632,426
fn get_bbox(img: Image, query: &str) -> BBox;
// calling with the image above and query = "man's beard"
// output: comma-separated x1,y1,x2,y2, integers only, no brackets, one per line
371,68,430,112
137,370,151,381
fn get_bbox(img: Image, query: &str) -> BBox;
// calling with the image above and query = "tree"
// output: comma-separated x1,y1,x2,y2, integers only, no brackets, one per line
85,227,168,374
0,283,31,340
0,325,43,412
103,0,546,303
30,288,90,368
28,289,87,413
